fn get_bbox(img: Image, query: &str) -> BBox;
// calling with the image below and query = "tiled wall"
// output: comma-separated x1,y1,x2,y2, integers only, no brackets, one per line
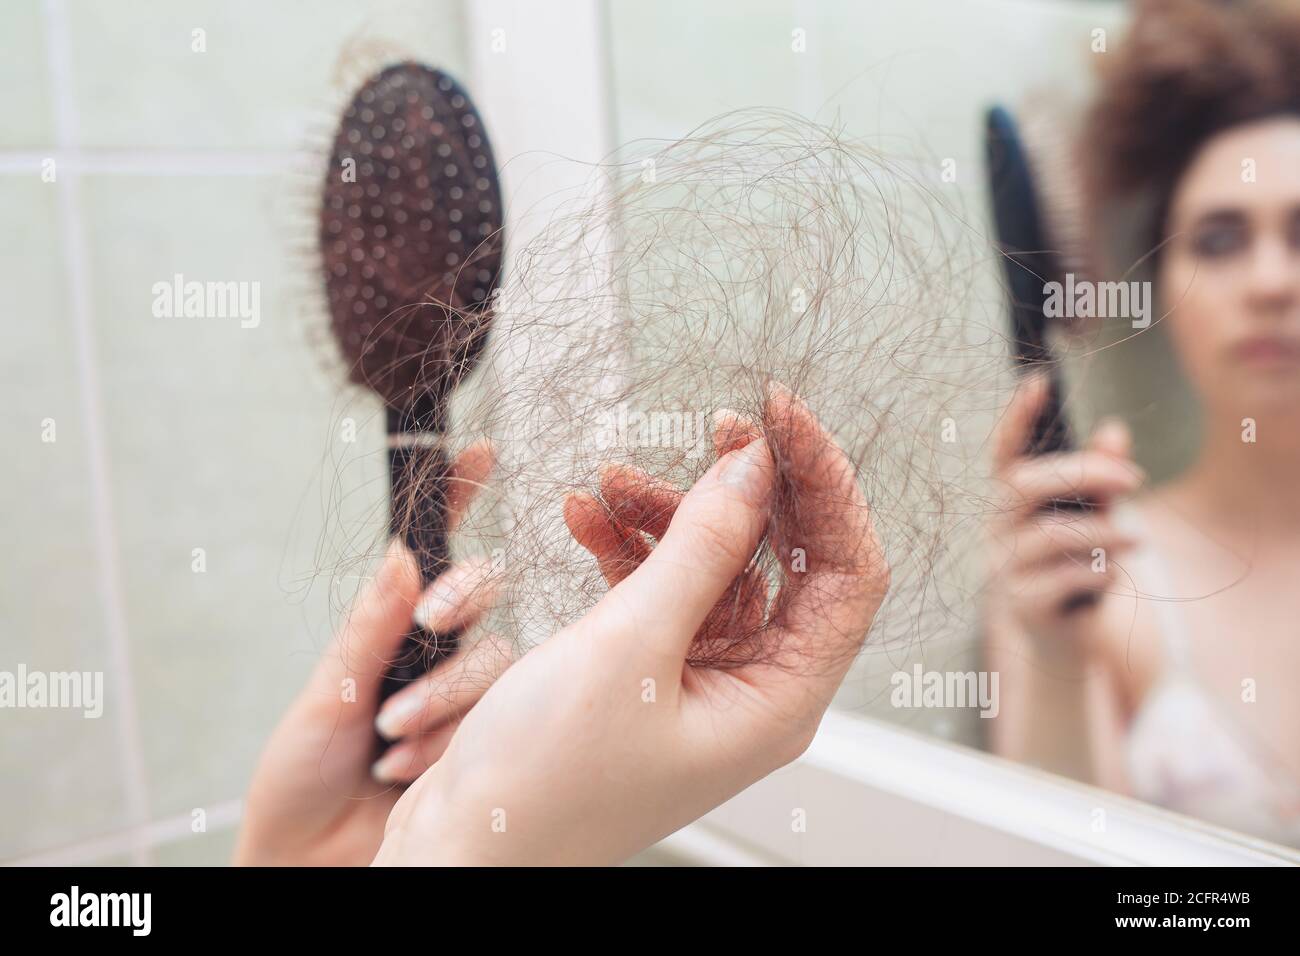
0,0,469,865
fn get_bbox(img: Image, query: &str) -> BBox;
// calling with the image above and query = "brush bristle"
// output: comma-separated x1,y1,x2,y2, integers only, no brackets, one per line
320,62,504,414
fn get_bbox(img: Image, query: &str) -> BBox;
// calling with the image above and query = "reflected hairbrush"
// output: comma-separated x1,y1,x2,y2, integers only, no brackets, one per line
985,104,1097,613
320,62,505,712
985,104,1075,455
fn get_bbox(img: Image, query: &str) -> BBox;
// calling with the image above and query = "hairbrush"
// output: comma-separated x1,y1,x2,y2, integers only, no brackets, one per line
320,62,505,714
984,104,1097,613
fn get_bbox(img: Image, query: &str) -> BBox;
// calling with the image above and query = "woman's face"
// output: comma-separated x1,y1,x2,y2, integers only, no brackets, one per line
1160,116,1300,418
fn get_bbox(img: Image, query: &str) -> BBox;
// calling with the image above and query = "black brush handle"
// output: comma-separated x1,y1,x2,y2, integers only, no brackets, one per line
380,402,462,715
1021,370,1100,613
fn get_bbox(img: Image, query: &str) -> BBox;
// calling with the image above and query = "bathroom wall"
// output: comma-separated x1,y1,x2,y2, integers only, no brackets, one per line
0,0,469,865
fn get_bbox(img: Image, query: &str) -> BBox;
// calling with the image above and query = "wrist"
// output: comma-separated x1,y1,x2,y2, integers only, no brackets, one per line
987,595,1095,674
373,820,484,866
373,768,485,866
1017,618,1101,681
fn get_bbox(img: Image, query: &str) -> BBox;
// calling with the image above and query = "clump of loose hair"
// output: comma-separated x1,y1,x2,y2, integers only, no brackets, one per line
323,108,1005,689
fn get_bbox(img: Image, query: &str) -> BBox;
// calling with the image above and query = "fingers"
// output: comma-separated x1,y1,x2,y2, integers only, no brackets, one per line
1088,418,1132,460
999,511,1139,572
571,457,766,655
991,388,1143,521
315,438,493,698
713,408,763,456
596,464,682,541
370,725,458,785
445,438,495,533
562,492,652,587
312,540,426,699
374,633,514,742
762,381,887,664
1001,557,1122,626
315,550,497,707
593,406,758,542
1001,451,1145,516
410,555,500,634
584,386,884,680
596,437,775,658
992,372,1051,472
988,416,1143,636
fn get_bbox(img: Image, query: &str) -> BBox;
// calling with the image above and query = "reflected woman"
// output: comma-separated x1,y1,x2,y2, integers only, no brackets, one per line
986,0,1300,846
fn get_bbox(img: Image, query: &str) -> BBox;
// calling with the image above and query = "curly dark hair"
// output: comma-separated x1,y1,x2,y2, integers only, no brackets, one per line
1083,0,1300,270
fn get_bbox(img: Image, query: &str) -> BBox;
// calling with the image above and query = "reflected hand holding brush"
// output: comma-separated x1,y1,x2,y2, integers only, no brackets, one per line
985,373,1145,652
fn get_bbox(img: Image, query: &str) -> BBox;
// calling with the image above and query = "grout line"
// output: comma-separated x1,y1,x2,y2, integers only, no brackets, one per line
0,150,313,176
3,800,244,867
42,0,154,867
593,0,620,168
792,0,828,124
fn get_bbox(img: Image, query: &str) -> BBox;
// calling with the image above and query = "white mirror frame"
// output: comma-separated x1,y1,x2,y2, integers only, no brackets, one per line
655,711,1300,866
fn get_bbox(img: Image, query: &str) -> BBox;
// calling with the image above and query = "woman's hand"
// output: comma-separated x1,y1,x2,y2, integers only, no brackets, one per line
234,441,509,866
985,374,1145,656
374,383,888,866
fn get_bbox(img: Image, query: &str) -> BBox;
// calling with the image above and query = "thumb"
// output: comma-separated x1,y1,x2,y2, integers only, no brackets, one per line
993,372,1051,471
310,539,424,702
1089,417,1133,461
598,437,774,660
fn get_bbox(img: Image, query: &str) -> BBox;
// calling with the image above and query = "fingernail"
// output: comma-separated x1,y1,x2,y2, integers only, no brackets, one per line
716,437,771,499
371,751,403,783
1095,418,1134,449
713,408,756,450
412,580,459,631
414,559,495,630
386,539,420,585
713,407,744,427
766,379,798,405
375,693,422,740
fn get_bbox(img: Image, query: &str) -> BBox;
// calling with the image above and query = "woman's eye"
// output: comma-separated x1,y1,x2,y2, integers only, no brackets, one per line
1190,224,1247,258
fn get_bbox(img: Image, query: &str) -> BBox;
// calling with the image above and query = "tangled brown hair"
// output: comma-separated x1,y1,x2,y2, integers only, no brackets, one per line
1083,0,1300,272
318,108,1001,688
